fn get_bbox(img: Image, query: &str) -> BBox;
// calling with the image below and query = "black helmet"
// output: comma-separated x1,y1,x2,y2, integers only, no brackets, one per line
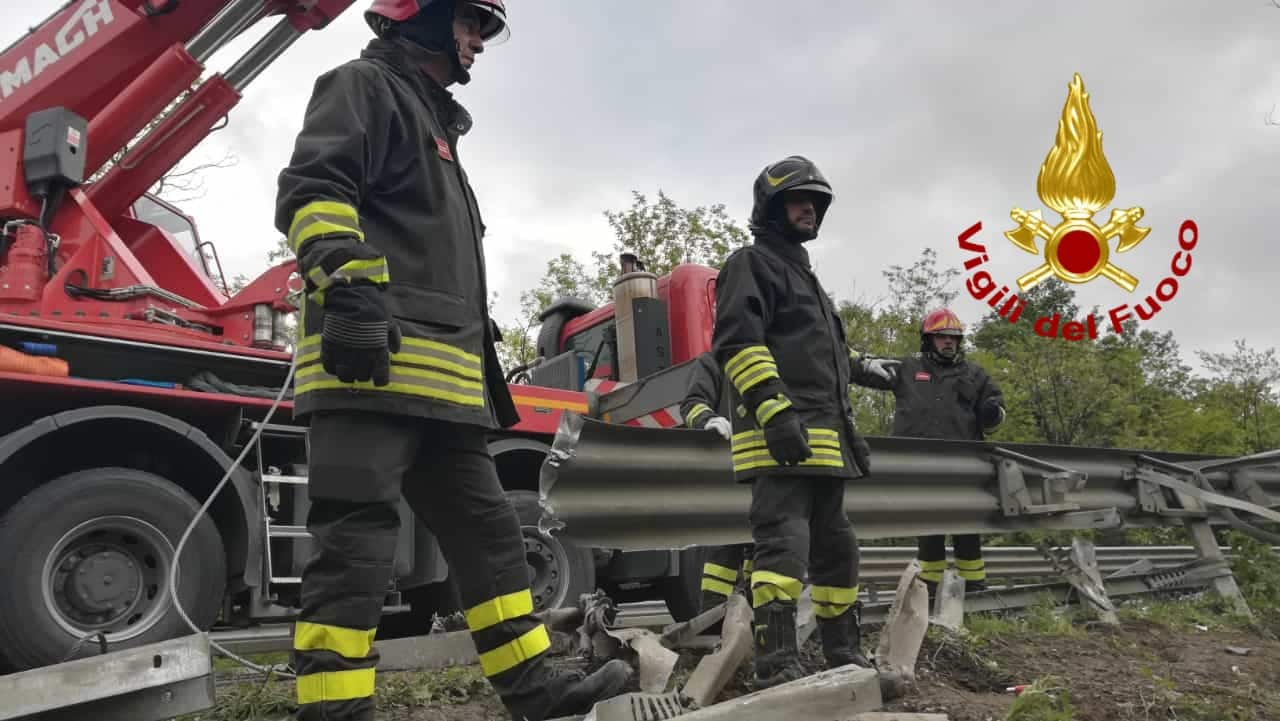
749,155,833,239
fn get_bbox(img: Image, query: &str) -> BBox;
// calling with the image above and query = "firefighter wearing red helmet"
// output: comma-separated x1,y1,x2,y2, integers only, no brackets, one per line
273,2,630,719
711,156,873,688
850,308,1006,596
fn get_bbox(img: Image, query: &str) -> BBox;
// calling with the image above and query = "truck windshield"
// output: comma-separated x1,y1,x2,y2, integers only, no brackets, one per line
131,195,208,277
564,319,616,378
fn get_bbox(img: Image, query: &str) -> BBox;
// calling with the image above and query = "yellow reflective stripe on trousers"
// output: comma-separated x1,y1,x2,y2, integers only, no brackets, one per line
703,563,739,583
685,403,713,428
812,584,859,618
955,558,985,570
465,590,534,632
724,346,779,394
306,257,390,293
293,622,376,658
478,625,551,677
295,668,376,704
289,199,363,253
751,569,804,608
701,577,735,596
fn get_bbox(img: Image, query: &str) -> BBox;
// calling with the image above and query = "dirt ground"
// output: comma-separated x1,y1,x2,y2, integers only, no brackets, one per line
198,600,1280,721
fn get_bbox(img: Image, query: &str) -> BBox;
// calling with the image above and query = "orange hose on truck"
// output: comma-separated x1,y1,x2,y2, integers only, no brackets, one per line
0,345,69,377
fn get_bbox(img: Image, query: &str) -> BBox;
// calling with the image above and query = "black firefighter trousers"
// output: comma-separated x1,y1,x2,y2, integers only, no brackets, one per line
917,534,986,588
749,474,860,622
293,410,556,721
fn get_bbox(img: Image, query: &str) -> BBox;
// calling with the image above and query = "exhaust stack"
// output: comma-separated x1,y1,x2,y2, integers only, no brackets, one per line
611,252,672,382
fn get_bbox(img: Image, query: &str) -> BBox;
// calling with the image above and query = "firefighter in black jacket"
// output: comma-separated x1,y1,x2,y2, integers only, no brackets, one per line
679,352,753,613
711,156,873,688
274,2,630,719
850,308,1006,594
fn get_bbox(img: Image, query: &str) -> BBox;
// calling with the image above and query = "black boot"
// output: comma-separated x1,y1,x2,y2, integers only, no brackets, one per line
965,578,986,593
751,601,806,689
817,602,871,669
507,658,633,721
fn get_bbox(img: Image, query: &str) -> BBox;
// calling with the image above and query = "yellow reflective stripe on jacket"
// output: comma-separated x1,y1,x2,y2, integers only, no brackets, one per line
306,257,390,294
293,621,376,659
725,345,780,394
685,403,713,428
754,394,792,426
730,427,844,472
465,590,534,633
289,199,363,254
295,334,486,407
295,668,376,704
478,625,551,677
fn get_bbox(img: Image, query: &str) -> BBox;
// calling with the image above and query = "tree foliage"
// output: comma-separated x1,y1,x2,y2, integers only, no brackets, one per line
495,189,749,368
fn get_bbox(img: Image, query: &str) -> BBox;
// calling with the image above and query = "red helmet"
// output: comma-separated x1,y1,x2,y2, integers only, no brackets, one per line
920,308,964,337
367,0,510,44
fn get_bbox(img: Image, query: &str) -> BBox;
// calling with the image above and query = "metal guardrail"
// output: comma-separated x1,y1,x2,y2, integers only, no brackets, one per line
538,415,1280,551
206,544,1254,656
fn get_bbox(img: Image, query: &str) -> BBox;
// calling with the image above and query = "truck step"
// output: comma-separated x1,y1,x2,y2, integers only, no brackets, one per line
261,473,308,485
247,421,308,437
268,524,310,539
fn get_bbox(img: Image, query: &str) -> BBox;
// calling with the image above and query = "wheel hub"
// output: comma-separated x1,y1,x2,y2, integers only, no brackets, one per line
522,527,570,611
42,516,173,642
63,548,140,617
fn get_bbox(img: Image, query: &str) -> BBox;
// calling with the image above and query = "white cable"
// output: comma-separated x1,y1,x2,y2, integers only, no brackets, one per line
168,357,298,678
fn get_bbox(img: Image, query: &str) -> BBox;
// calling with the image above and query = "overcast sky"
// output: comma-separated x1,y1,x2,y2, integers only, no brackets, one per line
7,1,1280,376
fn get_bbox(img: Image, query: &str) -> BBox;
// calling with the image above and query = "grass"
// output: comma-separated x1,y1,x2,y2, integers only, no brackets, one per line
1005,676,1076,721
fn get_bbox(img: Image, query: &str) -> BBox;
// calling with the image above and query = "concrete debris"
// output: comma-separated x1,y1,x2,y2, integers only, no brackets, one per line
850,714,951,721
580,691,687,721
875,560,930,699
931,569,965,630
1225,646,1253,656
601,627,679,694
681,594,753,709
674,664,882,720
660,602,726,648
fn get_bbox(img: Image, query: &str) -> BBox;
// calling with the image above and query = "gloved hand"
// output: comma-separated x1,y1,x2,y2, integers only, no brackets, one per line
860,356,900,383
979,398,1006,429
851,430,871,477
321,284,402,386
762,409,812,466
704,415,732,440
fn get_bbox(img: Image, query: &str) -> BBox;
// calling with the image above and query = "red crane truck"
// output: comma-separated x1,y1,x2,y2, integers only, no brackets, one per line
0,0,718,673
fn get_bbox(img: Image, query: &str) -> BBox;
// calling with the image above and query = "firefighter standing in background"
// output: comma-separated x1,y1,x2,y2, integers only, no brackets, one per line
711,156,874,688
679,352,754,614
275,2,630,719
850,309,1006,595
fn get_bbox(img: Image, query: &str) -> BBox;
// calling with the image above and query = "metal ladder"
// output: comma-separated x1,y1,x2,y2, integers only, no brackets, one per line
247,420,312,589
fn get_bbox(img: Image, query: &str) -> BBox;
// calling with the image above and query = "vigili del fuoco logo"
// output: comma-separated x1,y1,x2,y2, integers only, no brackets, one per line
955,73,1199,341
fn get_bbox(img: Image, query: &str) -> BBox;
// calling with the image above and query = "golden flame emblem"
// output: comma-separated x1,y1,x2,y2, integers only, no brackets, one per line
1005,73,1149,292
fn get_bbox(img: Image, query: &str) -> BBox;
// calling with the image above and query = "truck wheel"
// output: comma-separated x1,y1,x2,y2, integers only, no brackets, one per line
0,467,226,671
659,545,712,622
507,490,595,612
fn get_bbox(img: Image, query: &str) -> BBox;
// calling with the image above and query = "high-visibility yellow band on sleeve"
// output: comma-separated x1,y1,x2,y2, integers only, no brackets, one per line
685,403,713,428
289,199,363,253
307,257,390,295
724,345,780,394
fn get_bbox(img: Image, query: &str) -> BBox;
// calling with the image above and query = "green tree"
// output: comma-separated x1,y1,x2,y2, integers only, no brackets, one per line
497,190,749,370
1195,339,1280,453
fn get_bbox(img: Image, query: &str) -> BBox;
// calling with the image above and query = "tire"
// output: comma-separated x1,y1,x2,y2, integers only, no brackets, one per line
0,467,227,671
506,490,595,612
659,545,712,622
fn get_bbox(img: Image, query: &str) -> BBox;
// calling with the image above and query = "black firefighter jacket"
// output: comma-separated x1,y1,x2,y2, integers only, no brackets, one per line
850,353,1003,441
275,38,517,430
679,352,731,429
710,234,863,481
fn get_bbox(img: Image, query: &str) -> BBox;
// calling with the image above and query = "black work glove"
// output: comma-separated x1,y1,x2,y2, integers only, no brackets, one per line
851,430,871,477
762,409,812,466
979,398,1006,429
321,284,402,386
